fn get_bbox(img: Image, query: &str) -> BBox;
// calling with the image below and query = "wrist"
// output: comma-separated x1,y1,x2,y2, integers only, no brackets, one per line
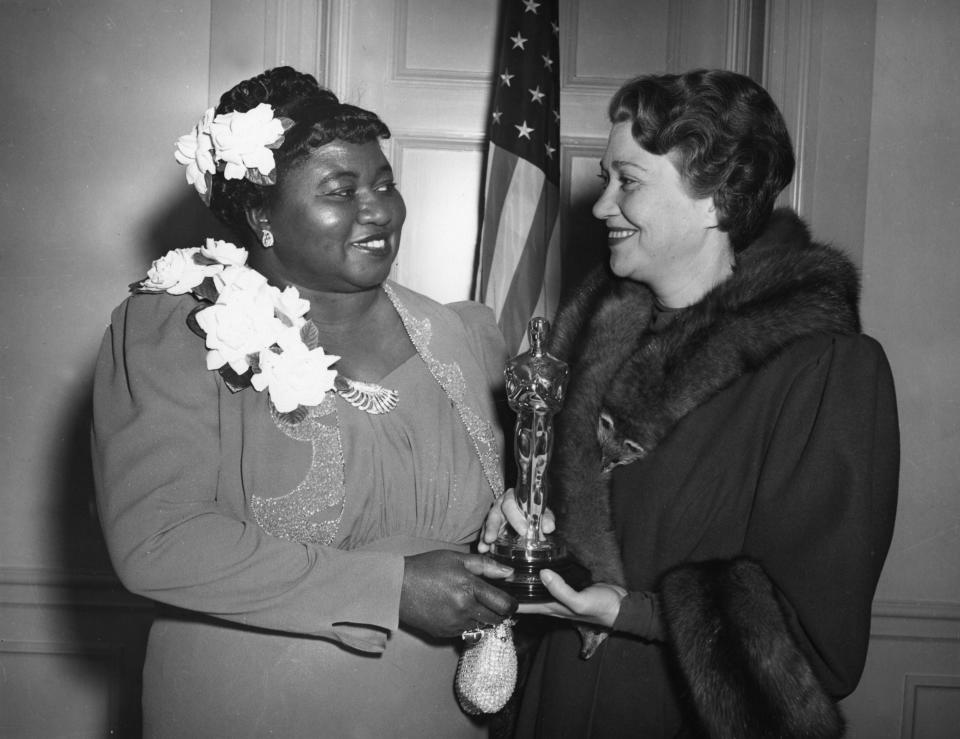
612,590,665,641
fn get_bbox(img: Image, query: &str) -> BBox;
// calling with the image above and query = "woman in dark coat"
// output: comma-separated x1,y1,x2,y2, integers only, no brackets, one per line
481,69,899,738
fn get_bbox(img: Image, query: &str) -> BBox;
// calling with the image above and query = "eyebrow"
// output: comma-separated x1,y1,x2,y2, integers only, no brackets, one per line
318,164,394,184
611,160,647,172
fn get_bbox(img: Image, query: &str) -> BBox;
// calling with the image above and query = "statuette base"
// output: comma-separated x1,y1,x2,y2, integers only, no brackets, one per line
490,534,589,602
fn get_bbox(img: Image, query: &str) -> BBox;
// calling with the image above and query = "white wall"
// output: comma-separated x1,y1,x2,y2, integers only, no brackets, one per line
0,1,216,733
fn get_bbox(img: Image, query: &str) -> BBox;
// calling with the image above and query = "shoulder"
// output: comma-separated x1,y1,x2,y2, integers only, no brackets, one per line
445,300,507,369
772,332,891,378
445,300,499,333
101,292,210,381
385,280,503,344
758,333,898,429
109,291,202,348
94,291,218,415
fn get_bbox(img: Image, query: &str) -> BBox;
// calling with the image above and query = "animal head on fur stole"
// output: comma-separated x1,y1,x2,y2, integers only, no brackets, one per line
596,408,647,473
594,338,672,473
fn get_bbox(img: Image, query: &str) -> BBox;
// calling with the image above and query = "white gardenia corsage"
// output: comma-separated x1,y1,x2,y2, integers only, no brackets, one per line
175,103,293,205
139,245,224,295
133,240,339,416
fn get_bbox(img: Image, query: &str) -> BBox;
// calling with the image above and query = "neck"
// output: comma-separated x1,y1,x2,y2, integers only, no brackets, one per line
651,236,734,310
246,246,386,328
301,285,385,330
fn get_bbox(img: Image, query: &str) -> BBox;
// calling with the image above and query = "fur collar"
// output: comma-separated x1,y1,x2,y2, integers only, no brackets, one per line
548,209,861,584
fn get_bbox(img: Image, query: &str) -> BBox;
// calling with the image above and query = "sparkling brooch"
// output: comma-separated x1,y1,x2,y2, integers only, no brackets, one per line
334,376,399,415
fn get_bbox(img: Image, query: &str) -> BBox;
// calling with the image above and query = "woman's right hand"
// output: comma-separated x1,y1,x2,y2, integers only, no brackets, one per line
477,487,556,553
399,550,518,638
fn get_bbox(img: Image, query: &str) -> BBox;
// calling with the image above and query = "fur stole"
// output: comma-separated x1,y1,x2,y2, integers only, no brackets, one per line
548,209,860,586
660,558,844,738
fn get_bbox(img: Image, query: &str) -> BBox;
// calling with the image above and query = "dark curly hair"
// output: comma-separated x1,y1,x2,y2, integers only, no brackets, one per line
207,66,391,238
609,69,794,250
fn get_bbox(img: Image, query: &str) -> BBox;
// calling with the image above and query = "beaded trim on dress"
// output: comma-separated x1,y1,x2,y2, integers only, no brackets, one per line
250,393,345,546
383,283,504,499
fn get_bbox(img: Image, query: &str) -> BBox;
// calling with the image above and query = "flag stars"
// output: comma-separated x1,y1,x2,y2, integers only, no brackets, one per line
528,86,545,104
515,121,534,139
551,20,559,34
523,0,541,14
500,69,515,87
542,54,554,71
492,110,502,125
553,109,560,123
545,142,556,159
510,32,527,50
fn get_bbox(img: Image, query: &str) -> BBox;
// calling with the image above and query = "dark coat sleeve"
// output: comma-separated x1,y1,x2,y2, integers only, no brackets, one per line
659,334,899,738
745,334,899,693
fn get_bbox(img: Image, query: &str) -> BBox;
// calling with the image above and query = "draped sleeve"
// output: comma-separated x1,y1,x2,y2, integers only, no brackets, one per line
92,293,405,652
660,336,899,736
658,334,899,736
742,334,899,694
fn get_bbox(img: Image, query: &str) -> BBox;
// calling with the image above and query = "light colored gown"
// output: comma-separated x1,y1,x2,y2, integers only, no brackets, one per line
93,281,507,738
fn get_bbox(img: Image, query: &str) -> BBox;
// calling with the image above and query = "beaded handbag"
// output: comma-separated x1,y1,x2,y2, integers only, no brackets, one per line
454,620,518,714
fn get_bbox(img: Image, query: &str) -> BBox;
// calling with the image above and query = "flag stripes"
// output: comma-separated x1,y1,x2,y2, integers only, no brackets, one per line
497,158,559,352
475,0,560,353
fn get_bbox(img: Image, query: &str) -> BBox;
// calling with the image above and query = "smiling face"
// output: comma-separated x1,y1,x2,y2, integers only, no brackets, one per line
253,138,406,294
593,122,730,306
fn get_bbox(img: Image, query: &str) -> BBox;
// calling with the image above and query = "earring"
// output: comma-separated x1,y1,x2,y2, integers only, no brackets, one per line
260,229,274,248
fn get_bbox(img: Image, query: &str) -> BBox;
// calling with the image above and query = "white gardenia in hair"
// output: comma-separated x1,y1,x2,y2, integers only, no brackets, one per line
208,103,286,181
174,108,217,196
133,241,339,416
174,103,291,204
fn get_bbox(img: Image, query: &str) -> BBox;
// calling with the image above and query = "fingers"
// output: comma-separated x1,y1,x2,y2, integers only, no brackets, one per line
517,599,575,618
540,507,556,535
500,489,528,535
399,550,520,637
478,488,557,554
471,604,510,627
478,504,506,552
539,568,582,609
472,575,519,620
527,571,628,628
462,555,513,580
479,488,517,552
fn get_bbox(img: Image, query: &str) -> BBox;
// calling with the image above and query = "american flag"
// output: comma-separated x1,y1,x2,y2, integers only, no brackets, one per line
475,0,560,353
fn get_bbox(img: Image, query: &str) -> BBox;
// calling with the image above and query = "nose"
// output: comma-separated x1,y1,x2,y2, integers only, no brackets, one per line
592,183,619,220
357,192,393,226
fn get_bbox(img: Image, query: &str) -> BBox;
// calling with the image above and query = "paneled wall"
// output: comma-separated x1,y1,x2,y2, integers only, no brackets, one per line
848,0,960,734
0,1,210,735
1,1,958,735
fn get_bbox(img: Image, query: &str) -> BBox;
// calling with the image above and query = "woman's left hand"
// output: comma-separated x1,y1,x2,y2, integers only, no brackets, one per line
477,487,555,554
517,569,627,629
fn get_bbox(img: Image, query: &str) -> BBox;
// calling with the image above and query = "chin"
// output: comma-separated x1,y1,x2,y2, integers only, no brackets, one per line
356,265,395,289
608,256,634,280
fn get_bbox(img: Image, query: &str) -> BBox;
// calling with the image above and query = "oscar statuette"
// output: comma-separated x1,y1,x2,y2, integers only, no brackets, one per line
490,317,585,601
